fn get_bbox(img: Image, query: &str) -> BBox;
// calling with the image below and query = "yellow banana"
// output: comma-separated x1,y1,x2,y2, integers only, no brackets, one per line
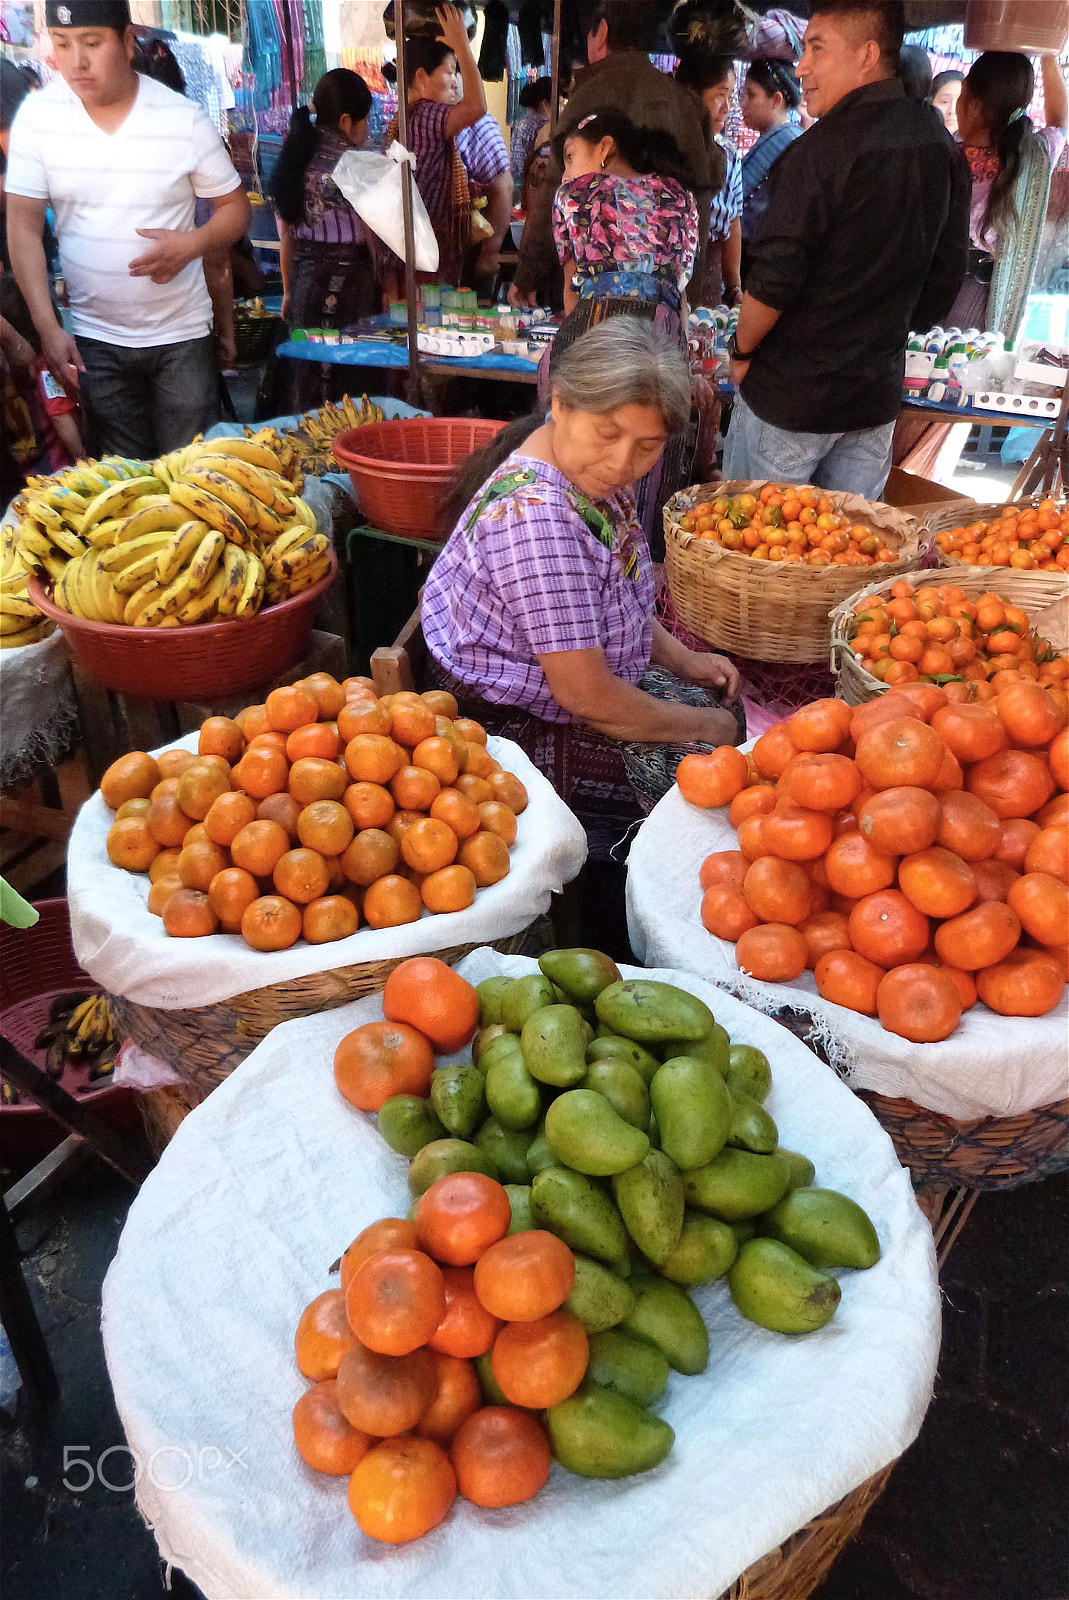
51,566,71,613
290,496,316,531
118,501,187,543
45,524,88,560
176,467,263,530
0,619,54,648
79,475,163,534
190,453,279,508
234,552,266,618
216,544,248,616
84,517,127,550
43,484,88,516
169,482,253,548
174,564,227,624
187,528,226,588
262,525,310,566
91,553,125,623
125,579,168,626
98,530,177,575
26,499,65,531
0,591,43,622
268,531,329,581
68,552,107,622
196,435,280,473
137,558,207,625
0,609,38,635
18,526,69,578
157,520,210,584
113,551,170,595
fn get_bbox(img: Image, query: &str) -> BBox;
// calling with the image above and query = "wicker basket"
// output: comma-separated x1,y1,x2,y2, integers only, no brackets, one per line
829,566,1066,705
233,313,283,364
856,1093,1069,1191
663,482,929,664
717,1465,894,1600
27,552,336,700
925,498,1069,609
108,917,552,1103
333,418,506,539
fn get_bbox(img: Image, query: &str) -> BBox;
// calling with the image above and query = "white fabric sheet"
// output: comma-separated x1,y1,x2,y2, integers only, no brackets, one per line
68,734,587,1009
102,951,940,1600
627,784,1068,1122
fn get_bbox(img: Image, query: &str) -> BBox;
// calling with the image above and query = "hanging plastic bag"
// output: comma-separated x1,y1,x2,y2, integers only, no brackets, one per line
332,142,440,272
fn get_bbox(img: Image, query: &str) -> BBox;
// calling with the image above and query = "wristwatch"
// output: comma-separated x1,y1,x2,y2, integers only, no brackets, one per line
728,332,760,363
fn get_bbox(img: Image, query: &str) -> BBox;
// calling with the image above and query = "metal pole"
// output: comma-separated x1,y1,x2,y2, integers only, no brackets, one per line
550,0,562,137
393,0,423,407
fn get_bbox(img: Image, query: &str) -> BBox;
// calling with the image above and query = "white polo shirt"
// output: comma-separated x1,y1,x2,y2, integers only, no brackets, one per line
6,72,240,347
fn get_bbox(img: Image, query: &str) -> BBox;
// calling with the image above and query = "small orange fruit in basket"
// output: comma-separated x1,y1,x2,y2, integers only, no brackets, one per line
383,956,479,1054
334,1018,436,1111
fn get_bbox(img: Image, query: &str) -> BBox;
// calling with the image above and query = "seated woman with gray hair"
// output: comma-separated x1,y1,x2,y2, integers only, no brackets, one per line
422,319,744,853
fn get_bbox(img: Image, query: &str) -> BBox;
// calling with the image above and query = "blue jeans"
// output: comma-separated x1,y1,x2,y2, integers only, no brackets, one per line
724,392,895,499
78,335,218,458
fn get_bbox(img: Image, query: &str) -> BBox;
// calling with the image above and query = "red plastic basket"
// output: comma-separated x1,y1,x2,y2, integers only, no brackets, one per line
27,548,336,701
1,898,138,1162
333,418,506,538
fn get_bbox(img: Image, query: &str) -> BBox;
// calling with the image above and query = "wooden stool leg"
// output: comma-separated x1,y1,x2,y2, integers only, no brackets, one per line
0,1194,58,1406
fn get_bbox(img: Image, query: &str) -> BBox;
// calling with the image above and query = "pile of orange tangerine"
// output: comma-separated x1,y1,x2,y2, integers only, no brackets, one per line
97,673,527,951
677,682,1068,1043
678,483,898,566
934,497,1068,570
845,580,1066,689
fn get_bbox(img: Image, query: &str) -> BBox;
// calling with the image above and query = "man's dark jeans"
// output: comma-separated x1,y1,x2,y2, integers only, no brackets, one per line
77,335,218,458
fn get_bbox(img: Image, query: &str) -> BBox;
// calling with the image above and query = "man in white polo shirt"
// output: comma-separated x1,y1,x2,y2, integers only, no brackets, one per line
6,0,250,456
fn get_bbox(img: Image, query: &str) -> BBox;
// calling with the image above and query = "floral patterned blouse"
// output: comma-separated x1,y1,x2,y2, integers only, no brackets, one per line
552,171,699,296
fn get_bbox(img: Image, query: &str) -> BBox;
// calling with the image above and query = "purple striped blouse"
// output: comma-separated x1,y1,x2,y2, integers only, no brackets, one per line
408,99,454,224
289,128,365,245
421,454,654,724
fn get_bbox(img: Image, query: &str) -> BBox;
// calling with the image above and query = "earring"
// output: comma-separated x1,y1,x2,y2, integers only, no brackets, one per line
600,155,607,168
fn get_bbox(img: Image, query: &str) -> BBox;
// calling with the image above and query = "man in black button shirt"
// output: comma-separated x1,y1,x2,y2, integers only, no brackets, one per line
724,0,969,498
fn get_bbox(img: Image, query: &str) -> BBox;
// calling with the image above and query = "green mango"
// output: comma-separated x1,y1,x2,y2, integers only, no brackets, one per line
472,1023,510,1067
659,1211,738,1286
725,1043,773,1104
682,1148,791,1221
611,1149,684,1266
583,1058,650,1131
408,1137,496,1195
586,1034,662,1086
520,1005,591,1088
729,1238,841,1334
504,1183,533,1234
732,1219,758,1246
484,1042,543,1130
531,1166,630,1269
547,1383,674,1478
377,1094,446,1158
586,1328,669,1407
429,1063,487,1139
565,1254,636,1332
782,1149,817,1190
622,1275,709,1375
500,974,559,1032
539,947,622,1005
545,1089,650,1177
760,1187,880,1270
596,979,714,1045
525,1126,558,1178
657,1023,729,1075
475,1115,532,1185
727,1088,779,1155
475,1349,511,1406
650,1056,732,1171
476,976,515,1027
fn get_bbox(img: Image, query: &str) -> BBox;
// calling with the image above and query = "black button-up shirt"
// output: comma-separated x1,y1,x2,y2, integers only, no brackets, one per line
741,77,971,435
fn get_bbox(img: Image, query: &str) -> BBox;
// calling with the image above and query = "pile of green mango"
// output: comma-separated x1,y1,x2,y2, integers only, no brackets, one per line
374,950,881,1481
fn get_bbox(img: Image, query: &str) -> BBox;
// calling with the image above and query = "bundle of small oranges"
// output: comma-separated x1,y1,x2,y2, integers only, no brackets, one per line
676,683,1068,1043
935,497,1068,570
97,673,527,952
846,579,1067,689
293,1168,577,1543
677,483,898,566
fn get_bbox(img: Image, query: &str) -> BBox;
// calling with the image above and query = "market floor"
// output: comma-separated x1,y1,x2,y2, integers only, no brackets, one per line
2,866,1066,1600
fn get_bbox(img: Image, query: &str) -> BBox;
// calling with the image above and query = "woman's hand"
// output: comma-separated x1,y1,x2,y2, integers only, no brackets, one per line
435,4,471,56
684,650,741,702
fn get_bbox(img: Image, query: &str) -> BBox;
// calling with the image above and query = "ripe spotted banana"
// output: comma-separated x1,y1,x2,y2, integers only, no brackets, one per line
98,530,178,576
187,528,226,587
268,532,329,582
169,482,254,548
118,501,187,543
190,453,280,509
234,552,266,618
196,435,281,473
216,544,248,616
0,618,54,648
113,550,171,595
290,496,316,531
90,553,126,623
175,467,263,530
0,591,43,622
79,476,162,534
45,524,88,560
262,525,310,566
157,520,210,583
84,516,127,549
174,564,228,624
124,578,169,626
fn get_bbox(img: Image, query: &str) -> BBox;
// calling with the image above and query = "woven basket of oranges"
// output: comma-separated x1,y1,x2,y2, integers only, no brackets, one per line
928,496,1069,608
830,572,1068,706
663,481,929,664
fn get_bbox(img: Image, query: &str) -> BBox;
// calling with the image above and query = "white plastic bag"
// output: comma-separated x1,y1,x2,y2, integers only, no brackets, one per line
332,142,439,272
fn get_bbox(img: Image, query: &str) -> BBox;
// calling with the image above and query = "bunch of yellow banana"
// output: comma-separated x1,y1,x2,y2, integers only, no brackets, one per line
0,521,54,648
289,393,384,475
13,454,163,580
262,525,332,605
